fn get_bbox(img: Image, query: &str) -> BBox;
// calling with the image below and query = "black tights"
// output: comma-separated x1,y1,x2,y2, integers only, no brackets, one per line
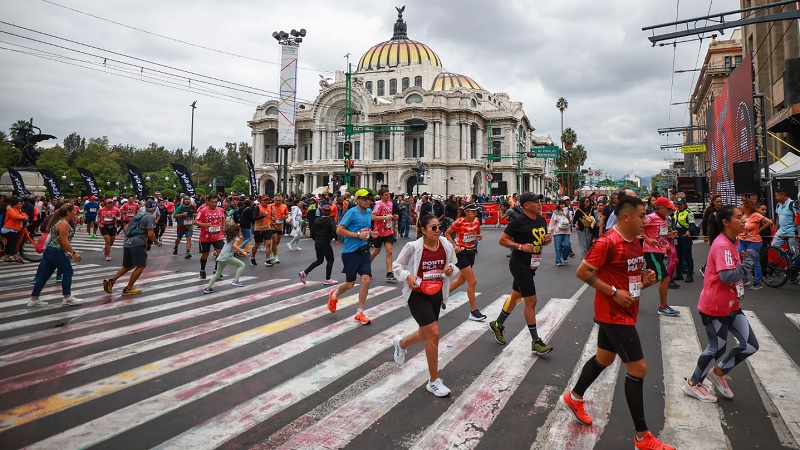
304,240,335,280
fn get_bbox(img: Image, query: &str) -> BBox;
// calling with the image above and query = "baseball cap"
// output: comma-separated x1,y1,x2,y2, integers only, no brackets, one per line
463,203,480,211
519,192,544,204
675,197,686,205
260,195,270,200
354,188,371,199
145,200,158,208
654,197,676,210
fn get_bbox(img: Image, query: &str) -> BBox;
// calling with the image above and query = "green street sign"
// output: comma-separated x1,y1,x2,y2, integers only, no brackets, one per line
531,146,559,159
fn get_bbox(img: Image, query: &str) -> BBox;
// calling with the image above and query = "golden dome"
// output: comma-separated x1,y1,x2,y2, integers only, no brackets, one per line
357,39,442,71
431,72,483,91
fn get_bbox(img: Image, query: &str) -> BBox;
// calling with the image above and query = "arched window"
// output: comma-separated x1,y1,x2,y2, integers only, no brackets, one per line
365,81,373,94
405,93,423,104
377,80,385,96
402,77,410,91
265,106,278,115
414,76,423,87
389,79,397,95
470,98,477,107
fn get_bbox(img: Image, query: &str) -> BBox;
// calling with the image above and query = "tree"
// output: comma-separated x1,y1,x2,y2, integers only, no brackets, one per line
556,97,568,145
0,131,20,173
63,132,86,165
561,128,577,150
230,174,249,195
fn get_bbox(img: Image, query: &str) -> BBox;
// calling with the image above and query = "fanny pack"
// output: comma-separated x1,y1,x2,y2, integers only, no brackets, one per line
356,244,370,255
416,280,443,296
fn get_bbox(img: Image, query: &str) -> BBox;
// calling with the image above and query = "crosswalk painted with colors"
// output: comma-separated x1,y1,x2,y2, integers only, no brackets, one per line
0,258,798,449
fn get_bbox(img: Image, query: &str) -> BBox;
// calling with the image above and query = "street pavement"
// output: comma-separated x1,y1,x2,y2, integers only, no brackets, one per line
0,224,798,449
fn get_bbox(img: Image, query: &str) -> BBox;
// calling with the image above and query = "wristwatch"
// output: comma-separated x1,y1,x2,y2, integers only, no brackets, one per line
610,286,618,297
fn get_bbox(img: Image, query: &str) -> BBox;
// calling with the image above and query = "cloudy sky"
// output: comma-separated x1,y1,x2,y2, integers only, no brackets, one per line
0,0,737,178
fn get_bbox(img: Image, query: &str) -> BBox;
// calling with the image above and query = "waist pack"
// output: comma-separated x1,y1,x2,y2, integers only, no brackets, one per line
416,280,443,296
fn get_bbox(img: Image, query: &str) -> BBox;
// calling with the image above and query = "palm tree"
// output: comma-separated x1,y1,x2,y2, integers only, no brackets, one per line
561,127,577,150
556,97,568,140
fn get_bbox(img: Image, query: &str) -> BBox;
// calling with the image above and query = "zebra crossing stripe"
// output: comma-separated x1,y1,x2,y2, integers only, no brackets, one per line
787,313,800,330
0,276,271,364
0,264,100,279
154,292,472,450
531,323,621,450
0,270,171,301
0,285,396,431
23,286,401,449
658,306,730,450
0,284,336,394
275,293,499,449
743,310,800,448
407,294,582,450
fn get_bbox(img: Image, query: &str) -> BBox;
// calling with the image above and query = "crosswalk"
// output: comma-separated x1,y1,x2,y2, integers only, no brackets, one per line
0,253,798,449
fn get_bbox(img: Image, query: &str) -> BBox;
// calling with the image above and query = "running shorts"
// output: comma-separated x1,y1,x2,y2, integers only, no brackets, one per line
122,246,147,268
371,234,395,248
456,252,476,269
100,226,117,236
509,260,537,297
408,290,443,327
596,321,644,363
341,249,372,283
199,240,225,253
253,230,272,243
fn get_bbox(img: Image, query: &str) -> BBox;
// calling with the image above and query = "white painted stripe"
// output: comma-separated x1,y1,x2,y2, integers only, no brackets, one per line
0,264,100,279
408,294,582,450
0,284,331,394
530,324,621,450
154,291,471,450
276,294,498,449
744,310,800,448
6,286,397,437
787,313,800,330
659,306,729,449
0,270,170,301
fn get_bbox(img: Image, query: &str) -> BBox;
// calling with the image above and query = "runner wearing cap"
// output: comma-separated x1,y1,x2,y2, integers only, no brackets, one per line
268,195,290,264
83,196,100,238
489,192,554,355
328,188,378,325
642,197,680,317
250,195,274,267
444,203,486,321
103,200,162,296
370,188,399,282
97,198,121,261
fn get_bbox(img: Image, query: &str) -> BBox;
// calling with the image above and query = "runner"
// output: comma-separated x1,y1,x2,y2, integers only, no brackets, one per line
642,197,680,317
203,223,247,293
83,195,100,238
28,204,82,307
392,213,458,397
327,188,378,325
97,198,121,262
299,204,339,285
173,196,195,259
370,188,399,282
103,200,162,296
488,192,554,355
682,204,760,403
444,203,486,321
250,195,274,267
194,196,226,279
562,196,673,450
268,195,290,264
119,195,139,236
155,199,168,239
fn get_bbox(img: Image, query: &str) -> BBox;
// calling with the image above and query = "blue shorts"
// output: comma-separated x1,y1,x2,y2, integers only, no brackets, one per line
177,229,193,239
341,247,372,283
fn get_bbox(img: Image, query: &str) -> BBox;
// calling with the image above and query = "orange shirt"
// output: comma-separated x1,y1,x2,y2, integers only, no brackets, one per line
254,204,271,230
269,203,289,228
3,207,28,231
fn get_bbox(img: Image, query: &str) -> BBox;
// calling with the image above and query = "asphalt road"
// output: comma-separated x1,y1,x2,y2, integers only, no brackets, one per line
0,225,798,449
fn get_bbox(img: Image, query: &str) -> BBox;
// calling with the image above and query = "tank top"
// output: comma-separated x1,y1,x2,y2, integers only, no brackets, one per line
49,220,74,249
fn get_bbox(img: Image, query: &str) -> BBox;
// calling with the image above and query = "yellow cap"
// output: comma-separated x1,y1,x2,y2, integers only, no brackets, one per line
354,188,370,198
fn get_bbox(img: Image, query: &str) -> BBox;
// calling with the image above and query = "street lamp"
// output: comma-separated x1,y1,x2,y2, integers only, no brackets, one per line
189,100,197,182
272,27,306,196
145,175,153,197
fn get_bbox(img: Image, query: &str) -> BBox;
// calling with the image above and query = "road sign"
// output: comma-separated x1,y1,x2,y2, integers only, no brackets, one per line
531,146,559,159
594,170,602,177
681,144,706,154
661,169,678,176
486,173,494,182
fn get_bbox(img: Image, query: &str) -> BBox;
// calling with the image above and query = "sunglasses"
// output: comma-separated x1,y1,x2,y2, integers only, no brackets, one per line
428,225,442,231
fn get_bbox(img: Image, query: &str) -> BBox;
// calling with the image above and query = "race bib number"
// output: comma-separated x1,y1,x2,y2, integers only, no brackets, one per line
385,220,393,229
208,226,220,233
127,212,135,217
659,226,668,236
275,219,284,224
104,217,113,222
735,280,744,298
530,254,542,269
463,233,477,243
422,269,444,281
184,219,193,226
89,208,97,213
629,275,642,299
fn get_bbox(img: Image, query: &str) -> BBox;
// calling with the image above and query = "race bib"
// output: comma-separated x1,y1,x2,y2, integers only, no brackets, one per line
629,275,642,299
385,220,393,229
659,226,668,236
530,254,542,269
89,208,97,213
104,217,113,222
463,233,477,243
275,219,284,224
184,219,193,226
208,226,220,233
735,280,744,298
127,212,135,217
422,269,444,281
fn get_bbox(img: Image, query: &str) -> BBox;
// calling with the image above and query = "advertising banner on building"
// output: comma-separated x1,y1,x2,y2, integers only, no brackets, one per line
170,163,196,197
7,168,30,196
278,44,298,148
246,154,258,197
125,163,145,198
76,168,100,197
38,169,62,199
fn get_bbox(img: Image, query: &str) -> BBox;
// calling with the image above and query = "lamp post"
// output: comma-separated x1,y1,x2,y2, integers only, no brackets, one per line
445,176,457,196
145,176,153,197
189,100,197,183
272,28,305,196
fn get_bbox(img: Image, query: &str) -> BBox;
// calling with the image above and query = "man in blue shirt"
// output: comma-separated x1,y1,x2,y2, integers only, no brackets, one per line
772,188,798,255
83,196,100,238
328,188,378,325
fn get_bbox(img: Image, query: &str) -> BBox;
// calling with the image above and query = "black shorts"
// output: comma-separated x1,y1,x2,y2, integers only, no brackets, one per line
100,226,117,236
122,246,147,268
85,216,97,224
408,290,443,327
596,321,644,363
341,248,372,283
456,252,476,269
509,260,537,297
644,252,667,280
371,234,395,248
254,230,272,243
271,226,284,237
199,240,225,253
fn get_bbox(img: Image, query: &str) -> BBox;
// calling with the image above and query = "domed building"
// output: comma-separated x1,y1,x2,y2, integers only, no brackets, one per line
248,8,554,197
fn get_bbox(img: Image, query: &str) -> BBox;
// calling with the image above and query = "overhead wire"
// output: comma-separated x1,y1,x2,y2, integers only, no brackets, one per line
665,0,681,150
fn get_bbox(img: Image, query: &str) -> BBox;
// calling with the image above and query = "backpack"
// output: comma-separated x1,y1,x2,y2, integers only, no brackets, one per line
232,207,241,224
125,213,148,237
558,214,571,230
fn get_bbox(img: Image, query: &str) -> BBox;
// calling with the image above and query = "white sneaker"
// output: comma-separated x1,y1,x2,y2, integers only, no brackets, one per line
682,378,717,402
26,299,48,308
62,296,82,306
323,279,339,285
286,243,294,251
393,336,407,366
426,378,451,397
706,370,734,399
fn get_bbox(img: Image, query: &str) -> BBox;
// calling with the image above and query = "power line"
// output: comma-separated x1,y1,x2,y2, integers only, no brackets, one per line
680,0,714,127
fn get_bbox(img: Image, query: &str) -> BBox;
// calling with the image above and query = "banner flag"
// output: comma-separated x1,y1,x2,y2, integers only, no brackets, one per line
278,44,298,148
170,163,196,197
7,168,30,196
38,169,62,198
125,163,145,198
76,168,100,197
246,154,258,197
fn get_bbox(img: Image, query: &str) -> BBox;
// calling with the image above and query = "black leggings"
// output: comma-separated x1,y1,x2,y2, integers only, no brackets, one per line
2,231,20,256
304,240,335,279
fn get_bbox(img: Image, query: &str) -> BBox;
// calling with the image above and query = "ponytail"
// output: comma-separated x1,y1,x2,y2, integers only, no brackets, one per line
709,204,737,243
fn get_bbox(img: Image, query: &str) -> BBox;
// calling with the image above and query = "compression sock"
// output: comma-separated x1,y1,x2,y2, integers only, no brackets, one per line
527,324,539,341
573,356,608,397
496,310,511,326
625,373,648,432
200,258,207,271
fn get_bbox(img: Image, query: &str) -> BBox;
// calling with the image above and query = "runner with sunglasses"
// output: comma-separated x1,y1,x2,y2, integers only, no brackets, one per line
444,203,486,321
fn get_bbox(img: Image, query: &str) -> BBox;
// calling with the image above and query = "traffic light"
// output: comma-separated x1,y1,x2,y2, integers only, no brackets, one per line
526,151,537,158
344,159,354,169
485,162,493,171
343,141,352,159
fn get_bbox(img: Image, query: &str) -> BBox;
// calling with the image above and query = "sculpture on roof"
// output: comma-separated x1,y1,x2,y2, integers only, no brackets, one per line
393,6,408,40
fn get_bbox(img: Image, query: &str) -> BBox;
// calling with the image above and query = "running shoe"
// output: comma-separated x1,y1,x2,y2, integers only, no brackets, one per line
386,272,396,282
122,287,142,296
299,271,306,285
743,279,752,287
264,259,274,267
62,296,82,306
294,247,302,251
393,336,407,366
327,289,338,313
199,270,206,279
634,432,675,450
706,370,734,399
532,338,553,356
323,279,339,285
562,259,568,265
426,378,451,397
556,261,563,267
103,278,114,294
658,306,680,317
489,321,506,345
700,265,706,277
681,378,717,403
105,256,111,261
354,311,372,325
203,287,214,294
286,243,295,251
273,255,280,264
749,283,763,290
30,277,37,285
250,257,257,266
685,274,694,283
668,280,680,289
185,252,192,259
56,275,62,282
26,299,48,308
441,299,447,310
469,309,487,321
173,246,178,255
559,391,592,425
231,280,245,287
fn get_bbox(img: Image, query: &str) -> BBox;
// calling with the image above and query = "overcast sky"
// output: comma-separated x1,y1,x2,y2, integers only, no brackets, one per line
0,0,738,178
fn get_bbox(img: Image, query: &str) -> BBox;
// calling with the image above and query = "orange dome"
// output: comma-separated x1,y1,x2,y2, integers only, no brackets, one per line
357,39,442,71
431,72,483,91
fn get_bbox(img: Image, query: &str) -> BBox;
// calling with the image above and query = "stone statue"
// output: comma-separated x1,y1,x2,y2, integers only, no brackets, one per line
393,6,407,39
10,118,55,169
319,74,332,88
396,5,405,18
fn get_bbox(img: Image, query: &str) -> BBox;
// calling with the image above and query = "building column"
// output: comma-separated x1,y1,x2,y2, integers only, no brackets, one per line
475,127,483,160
